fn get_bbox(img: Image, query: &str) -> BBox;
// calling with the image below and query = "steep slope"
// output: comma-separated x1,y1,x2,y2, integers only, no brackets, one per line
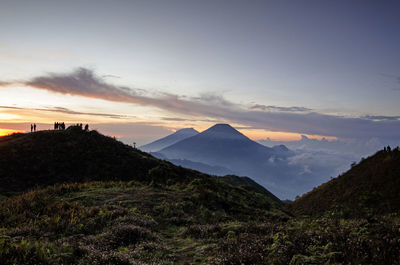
157,124,301,199
289,148,400,217
140,128,198,152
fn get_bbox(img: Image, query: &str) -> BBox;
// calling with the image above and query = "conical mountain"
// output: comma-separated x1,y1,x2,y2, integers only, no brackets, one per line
157,124,301,199
289,147,400,217
158,124,275,168
140,128,198,152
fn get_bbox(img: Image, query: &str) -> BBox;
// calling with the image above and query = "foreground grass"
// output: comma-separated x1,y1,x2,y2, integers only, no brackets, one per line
0,181,399,264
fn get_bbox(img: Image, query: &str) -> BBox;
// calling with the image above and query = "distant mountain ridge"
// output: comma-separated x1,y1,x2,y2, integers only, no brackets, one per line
140,128,198,152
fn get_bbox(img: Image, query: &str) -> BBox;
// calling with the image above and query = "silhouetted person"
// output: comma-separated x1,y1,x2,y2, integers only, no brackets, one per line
30,124,33,132
33,124,36,132
84,124,89,131
80,123,83,130
384,147,387,152
387,145,391,152
61,122,65,130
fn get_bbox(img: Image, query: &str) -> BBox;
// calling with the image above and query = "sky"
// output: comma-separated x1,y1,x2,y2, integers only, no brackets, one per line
1,0,400,146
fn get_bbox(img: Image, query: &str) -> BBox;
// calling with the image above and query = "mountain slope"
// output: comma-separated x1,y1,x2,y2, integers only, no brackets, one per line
289,148,400,217
0,127,160,194
158,124,275,172
140,128,198,152
167,158,234,176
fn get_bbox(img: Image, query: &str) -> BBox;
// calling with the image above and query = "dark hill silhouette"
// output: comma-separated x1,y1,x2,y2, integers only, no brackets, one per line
156,124,300,199
289,147,400,217
0,127,281,207
0,128,160,194
140,128,198,152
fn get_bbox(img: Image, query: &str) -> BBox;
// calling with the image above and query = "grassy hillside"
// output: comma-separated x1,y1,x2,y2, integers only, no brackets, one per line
289,148,400,217
0,178,288,265
0,127,160,194
1,181,399,265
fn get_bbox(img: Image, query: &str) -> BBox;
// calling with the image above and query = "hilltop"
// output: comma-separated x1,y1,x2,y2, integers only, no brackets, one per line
289,147,400,217
0,127,160,194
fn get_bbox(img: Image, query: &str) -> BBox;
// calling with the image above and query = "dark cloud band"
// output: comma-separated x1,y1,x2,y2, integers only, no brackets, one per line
1,67,400,140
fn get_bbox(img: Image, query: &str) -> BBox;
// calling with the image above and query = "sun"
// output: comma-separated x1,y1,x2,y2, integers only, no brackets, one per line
0,129,24,137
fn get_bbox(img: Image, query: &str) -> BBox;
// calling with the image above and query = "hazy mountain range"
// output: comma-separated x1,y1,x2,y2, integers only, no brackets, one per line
140,124,353,199
140,128,199,152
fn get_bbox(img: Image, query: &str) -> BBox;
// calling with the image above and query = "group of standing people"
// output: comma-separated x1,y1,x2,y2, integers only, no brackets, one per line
30,124,37,132
29,122,90,132
54,122,66,130
74,123,89,131
54,122,89,131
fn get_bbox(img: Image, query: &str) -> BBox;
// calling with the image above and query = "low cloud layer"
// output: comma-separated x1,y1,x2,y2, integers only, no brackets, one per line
0,121,172,147
363,115,400,121
2,67,400,140
250,104,312,112
0,105,130,119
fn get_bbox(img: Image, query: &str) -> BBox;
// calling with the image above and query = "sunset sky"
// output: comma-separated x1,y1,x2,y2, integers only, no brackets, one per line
1,0,399,145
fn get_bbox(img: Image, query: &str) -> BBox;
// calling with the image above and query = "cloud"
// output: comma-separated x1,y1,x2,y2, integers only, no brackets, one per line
381,73,400,83
381,73,400,90
363,115,400,121
250,104,312,112
43,107,131,119
0,81,13,86
0,121,173,147
102,74,121,79
0,105,130,119
162,117,190,122
2,67,400,140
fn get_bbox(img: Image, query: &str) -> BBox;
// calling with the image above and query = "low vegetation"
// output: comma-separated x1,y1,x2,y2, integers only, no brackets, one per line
1,181,399,264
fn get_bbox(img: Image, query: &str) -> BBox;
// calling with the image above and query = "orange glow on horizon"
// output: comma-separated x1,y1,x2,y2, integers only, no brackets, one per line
0,128,24,137
237,129,338,142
